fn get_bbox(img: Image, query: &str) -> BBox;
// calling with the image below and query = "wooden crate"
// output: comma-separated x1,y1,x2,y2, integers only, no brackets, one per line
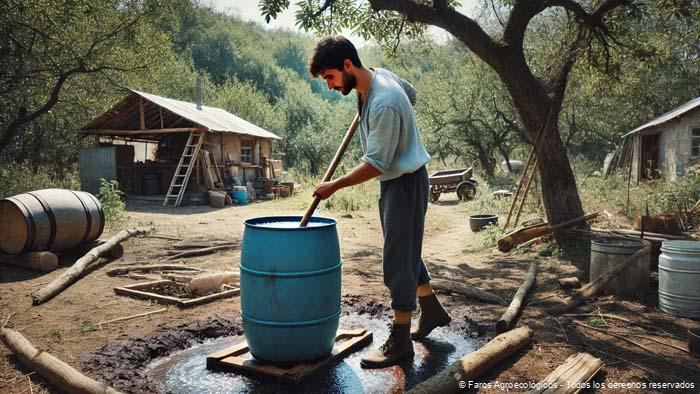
206,329,372,383
114,280,239,308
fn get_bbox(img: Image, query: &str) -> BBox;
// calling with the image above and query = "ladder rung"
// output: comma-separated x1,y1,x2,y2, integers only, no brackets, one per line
173,184,183,187
167,194,179,197
186,144,197,147
175,174,186,177
183,154,193,158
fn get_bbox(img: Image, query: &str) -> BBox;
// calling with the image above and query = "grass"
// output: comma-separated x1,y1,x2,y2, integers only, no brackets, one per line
0,163,79,199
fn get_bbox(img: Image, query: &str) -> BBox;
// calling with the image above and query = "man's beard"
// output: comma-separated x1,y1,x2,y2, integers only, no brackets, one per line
339,70,356,95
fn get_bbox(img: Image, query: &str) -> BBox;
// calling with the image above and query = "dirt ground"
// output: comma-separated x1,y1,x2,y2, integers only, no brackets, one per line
1,191,699,393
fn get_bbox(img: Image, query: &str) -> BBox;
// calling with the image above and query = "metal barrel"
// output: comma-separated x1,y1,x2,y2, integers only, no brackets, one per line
658,241,700,318
240,216,341,363
0,189,104,255
590,237,650,296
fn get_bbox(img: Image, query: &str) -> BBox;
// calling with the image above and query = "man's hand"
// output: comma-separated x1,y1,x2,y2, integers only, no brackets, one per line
314,181,338,200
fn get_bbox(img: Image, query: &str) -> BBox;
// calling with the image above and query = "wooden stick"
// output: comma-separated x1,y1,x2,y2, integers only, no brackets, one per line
431,279,506,305
167,244,237,260
0,328,123,393
300,113,360,227
407,327,532,394
170,241,237,250
512,157,538,229
548,245,650,314
146,234,183,241
572,321,700,374
31,227,150,306
0,252,58,272
97,308,167,327
106,264,203,276
497,260,538,332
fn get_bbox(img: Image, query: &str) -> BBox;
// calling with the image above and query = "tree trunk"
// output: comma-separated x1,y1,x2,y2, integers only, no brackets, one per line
476,145,495,182
499,64,584,224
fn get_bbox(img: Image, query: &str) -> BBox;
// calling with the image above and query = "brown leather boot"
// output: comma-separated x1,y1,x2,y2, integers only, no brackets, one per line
410,293,452,340
360,323,414,368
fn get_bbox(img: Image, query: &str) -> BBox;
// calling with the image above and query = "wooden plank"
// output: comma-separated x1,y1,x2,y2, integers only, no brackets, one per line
527,352,603,394
114,287,182,305
206,329,373,383
179,288,239,307
80,128,205,136
139,97,145,130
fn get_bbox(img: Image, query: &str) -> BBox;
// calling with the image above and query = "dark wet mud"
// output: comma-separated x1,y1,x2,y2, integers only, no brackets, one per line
83,299,482,393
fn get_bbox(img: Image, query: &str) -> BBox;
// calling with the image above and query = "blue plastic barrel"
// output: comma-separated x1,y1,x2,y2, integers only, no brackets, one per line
240,216,341,363
232,186,247,205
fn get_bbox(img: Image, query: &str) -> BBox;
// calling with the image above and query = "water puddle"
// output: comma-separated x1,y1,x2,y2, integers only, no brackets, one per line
145,313,476,393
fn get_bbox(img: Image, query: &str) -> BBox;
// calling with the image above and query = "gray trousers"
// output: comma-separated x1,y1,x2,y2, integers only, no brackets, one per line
378,165,431,312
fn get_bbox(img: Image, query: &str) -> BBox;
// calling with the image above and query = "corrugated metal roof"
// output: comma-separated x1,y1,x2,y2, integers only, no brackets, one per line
623,96,700,138
131,89,281,139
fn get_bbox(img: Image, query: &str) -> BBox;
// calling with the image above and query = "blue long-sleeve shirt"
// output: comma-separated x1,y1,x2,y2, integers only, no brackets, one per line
358,68,431,181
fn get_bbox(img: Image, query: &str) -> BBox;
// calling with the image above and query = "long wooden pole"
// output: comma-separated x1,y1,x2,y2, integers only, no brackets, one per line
0,328,123,394
300,113,360,227
32,227,150,305
496,260,538,332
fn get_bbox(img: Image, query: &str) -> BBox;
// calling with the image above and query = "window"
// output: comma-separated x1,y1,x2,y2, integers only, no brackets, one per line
693,128,700,158
241,139,253,163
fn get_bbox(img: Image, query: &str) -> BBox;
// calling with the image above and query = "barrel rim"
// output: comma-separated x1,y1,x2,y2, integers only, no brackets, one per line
660,240,700,254
244,215,336,231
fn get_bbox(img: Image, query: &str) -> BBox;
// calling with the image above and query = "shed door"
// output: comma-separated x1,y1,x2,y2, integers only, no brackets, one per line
641,134,660,180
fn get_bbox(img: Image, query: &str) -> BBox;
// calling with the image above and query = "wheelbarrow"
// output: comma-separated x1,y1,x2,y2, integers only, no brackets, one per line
429,168,477,202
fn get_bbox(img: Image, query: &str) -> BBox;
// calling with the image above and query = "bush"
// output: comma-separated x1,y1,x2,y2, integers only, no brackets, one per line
0,162,79,198
98,179,126,225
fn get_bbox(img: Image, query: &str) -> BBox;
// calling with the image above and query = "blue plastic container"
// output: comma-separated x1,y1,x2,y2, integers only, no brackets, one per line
232,186,247,205
240,216,341,363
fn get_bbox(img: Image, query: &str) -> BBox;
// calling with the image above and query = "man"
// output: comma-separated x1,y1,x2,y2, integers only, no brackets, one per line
309,36,451,369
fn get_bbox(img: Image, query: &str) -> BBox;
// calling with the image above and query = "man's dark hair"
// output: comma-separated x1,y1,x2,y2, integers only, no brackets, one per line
308,36,362,77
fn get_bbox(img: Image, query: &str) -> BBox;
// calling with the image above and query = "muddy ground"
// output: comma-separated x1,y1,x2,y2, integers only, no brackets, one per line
1,191,699,393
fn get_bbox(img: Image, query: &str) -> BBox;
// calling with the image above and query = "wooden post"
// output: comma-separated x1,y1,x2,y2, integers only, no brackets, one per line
139,97,145,130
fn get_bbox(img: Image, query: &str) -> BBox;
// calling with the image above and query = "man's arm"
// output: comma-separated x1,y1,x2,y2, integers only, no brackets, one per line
313,161,382,199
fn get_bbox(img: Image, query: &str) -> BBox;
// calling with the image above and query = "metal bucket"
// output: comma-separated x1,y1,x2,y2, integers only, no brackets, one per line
240,216,341,363
658,241,700,318
590,237,650,296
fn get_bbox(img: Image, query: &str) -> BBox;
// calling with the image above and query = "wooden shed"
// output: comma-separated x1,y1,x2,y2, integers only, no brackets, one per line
79,89,282,205
606,97,700,182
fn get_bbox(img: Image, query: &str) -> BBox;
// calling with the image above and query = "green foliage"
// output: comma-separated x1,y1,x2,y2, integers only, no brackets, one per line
0,163,79,198
467,224,502,253
50,329,62,343
79,322,96,333
588,317,605,327
98,179,126,225
322,179,379,212
649,170,700,230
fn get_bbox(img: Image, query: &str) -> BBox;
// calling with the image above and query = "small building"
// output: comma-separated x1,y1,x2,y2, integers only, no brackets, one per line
606,97,700,182
79,89,282,203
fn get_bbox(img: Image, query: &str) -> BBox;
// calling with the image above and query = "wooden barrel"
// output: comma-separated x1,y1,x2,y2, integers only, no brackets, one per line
0,189,104,255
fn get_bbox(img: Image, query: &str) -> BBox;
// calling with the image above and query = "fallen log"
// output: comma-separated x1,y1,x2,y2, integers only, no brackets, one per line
186,271,240,296
548,244,651,314
407,326,532,394
31,227,150,306
498,212,600,252
167,244,238,260
431,279,506,305
496,260,538,333
0,252,58,272
558,277,581,289
527,352,603,394
106,264,203,276
0,328,122,393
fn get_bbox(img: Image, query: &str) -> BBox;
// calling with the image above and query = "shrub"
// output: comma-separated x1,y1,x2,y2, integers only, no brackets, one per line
98,178,126,224
0,162,79,198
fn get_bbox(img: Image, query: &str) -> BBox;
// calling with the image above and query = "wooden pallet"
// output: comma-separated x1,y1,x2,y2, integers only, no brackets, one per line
114,280,239,308
206,329,372,383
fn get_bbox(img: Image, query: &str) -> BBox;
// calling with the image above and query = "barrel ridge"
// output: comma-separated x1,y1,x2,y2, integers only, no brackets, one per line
69,190,93,245
84,192,105,238
6,197,36,254
27,191,57,250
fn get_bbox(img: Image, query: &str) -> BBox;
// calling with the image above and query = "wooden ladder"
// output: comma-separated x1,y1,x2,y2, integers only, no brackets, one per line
163,130,206,207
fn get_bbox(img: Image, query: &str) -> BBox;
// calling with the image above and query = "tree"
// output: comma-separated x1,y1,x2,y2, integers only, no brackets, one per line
258,0,653,224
